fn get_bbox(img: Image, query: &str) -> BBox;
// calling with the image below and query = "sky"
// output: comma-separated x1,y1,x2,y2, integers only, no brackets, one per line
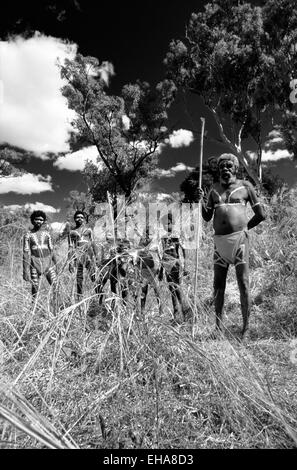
0,0,296,221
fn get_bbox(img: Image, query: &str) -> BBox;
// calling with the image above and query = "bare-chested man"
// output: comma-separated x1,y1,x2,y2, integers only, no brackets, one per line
198,153,265,338
68,211,99,298
23,210,57,298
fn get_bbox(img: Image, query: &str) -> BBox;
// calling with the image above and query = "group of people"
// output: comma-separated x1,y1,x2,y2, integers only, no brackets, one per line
22,153,265,338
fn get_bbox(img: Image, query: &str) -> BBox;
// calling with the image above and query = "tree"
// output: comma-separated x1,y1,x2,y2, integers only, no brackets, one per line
262,0,297,159
0,145,29,177
60,54,176,202
164,0,297,183
65,190,93,216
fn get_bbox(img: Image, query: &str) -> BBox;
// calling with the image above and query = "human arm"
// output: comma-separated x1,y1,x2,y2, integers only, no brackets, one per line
47,232,58,268
67,232,76,272
197,188,214,222
245,182,266,230
247,204,266,230
23,233,30,281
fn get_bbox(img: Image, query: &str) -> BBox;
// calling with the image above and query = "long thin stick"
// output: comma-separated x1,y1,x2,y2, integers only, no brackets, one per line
193,117,205,336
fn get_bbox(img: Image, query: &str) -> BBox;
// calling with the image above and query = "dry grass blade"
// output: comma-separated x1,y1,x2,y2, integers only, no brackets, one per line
0,388,79,449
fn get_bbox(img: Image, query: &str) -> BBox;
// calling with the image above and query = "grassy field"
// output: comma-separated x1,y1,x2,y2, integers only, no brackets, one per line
0,194,297,449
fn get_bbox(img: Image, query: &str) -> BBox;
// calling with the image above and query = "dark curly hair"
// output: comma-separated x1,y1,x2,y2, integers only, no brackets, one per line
73,210,88,221
30,210,46,224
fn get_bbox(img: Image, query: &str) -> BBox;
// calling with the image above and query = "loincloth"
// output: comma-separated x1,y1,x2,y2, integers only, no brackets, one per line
214,230,249,268
30,255,54,275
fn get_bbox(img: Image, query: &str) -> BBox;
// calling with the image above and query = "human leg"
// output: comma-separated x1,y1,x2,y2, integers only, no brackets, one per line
76,262,84,297
213,264,229,331
45,266,57,286
45,265,58,312
30,266,40,298
166,264,183,321
140,283,149,312
234,234,250,337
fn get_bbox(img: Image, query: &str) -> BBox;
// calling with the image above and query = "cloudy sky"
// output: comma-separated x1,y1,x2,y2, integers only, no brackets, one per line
0,0,296,220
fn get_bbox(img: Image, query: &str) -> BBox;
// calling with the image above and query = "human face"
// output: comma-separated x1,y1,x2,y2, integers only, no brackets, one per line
218,159,237,184
74,214,85,227
208,158,218,172
33,216,45,230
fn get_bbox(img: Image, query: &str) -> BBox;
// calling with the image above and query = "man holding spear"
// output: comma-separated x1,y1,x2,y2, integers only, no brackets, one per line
197,153,265,339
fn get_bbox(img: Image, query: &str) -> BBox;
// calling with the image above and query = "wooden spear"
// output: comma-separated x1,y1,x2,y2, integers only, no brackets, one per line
193,117,205,336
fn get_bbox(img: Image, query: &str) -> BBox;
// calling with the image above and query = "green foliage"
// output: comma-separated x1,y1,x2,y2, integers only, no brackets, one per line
60,54,176,199
0,146,29,177
0,207,28,265
279,111,297,158
164,0,297,179
64,190,94,219
261,168,286,200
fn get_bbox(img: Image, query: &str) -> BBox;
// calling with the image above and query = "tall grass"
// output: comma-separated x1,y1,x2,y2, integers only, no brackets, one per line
0,193,297,449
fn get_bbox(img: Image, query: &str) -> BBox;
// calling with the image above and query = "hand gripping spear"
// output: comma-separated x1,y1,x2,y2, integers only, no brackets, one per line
192,117,205,337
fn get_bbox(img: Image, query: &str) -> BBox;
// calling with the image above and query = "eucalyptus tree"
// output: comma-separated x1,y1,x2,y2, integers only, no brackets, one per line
164,0,297,183
61,54,176,202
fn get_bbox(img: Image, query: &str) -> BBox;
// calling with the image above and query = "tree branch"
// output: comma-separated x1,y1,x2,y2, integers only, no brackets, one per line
207,105,259,185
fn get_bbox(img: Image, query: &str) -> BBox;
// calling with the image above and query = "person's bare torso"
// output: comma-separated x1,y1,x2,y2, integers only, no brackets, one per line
209,181,250,235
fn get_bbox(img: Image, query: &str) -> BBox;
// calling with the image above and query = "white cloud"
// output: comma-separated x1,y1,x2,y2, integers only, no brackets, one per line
54,145,104,171
170,162,194,172
0,34,77,154
165,129,194,148
122,114,131,130
248,149,293,162
131,129,194,159
154,162,194,179
265,129,285,146
0,173,53,194
153,168,175,178
155,193,175,202
4,202,59,213
3,204,23,212
51,222,66,234
24,202,60,213
136,191,176,203
267,129,282,139
262,149,293,162
98,61,115,86
268,137,283,144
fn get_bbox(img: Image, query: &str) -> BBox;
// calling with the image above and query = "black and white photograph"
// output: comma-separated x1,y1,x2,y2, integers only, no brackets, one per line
0,0,296,453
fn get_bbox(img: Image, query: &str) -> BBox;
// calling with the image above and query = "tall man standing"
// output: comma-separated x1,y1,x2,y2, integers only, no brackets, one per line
198,153,265,339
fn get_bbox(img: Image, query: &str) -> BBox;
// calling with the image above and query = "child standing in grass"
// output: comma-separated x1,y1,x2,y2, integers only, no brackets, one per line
23,210,57,298
159,212,191,324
